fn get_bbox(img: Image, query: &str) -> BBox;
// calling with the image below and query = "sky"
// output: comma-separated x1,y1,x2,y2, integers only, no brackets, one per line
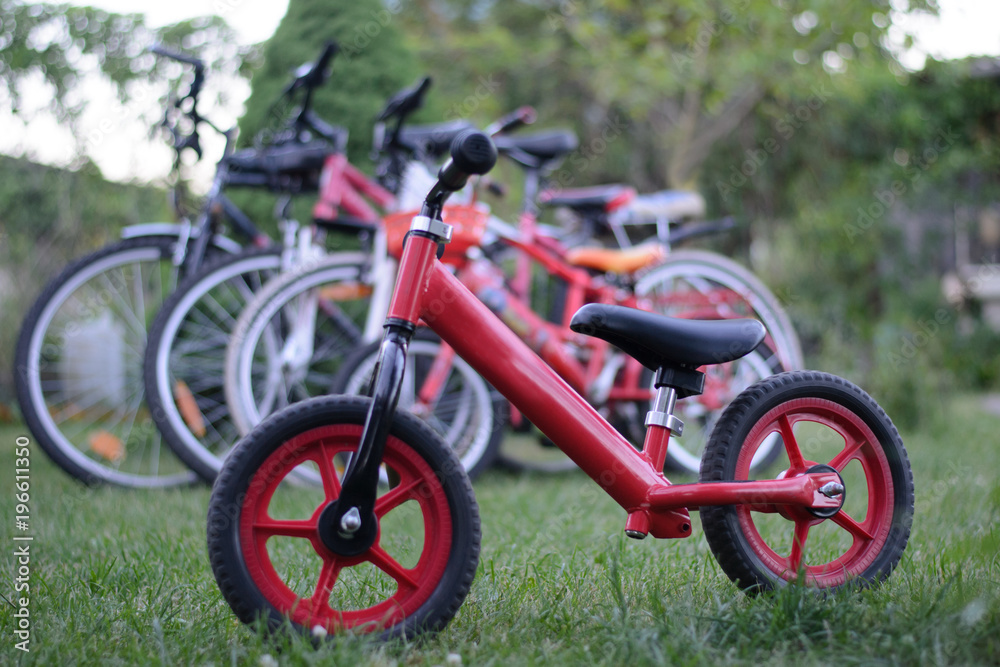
1,0,997,185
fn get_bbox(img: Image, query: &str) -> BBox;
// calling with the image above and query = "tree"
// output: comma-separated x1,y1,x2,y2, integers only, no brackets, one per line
238,0,419,168
395,0,937,189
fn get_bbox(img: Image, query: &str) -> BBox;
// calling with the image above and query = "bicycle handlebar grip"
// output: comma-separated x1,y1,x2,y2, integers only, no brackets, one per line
437,130,497,191
489,106,537,136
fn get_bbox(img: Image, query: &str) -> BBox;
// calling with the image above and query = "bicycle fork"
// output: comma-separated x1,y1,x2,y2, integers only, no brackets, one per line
321,220,445,555
317,322,413,556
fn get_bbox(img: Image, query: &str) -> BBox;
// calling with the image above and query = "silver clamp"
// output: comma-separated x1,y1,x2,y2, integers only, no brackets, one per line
645,410,684,436
410,215,453,243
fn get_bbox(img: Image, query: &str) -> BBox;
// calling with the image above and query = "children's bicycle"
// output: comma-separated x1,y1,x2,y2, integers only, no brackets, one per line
207,132,914,641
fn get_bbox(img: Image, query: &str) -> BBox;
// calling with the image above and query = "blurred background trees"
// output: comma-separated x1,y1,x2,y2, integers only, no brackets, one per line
1,0,998,423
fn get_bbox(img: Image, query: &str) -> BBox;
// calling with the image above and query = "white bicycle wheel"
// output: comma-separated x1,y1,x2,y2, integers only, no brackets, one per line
14,236,197,487
223,253,373,438
635,249,803,370
144,249,282,482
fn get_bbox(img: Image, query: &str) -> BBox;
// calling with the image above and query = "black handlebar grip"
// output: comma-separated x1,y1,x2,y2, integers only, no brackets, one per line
437,130,497,191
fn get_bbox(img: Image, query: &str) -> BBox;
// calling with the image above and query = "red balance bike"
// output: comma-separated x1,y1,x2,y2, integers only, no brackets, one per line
207,132,914,641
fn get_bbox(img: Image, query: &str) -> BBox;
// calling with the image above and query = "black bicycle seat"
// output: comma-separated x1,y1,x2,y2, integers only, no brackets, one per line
396,120,476,158
570,303,765,371
495,130,578,168
539,184,634,212
224,140,333,192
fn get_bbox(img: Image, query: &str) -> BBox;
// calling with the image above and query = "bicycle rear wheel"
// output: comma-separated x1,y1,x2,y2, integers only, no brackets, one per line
14,236,197,487
635,249,802,371
700,371,913,592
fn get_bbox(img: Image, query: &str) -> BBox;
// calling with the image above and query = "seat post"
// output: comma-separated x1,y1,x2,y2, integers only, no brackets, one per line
645,385,684,437
638,380,685,477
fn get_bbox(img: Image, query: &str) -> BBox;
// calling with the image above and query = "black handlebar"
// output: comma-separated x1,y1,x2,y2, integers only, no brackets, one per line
285,40,338,94
150,44,210,159
486,106,537,136
378,76,432,122
150,44,205,69
441,130,498,187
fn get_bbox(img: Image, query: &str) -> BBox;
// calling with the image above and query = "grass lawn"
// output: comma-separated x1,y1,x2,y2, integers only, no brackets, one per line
1,395,998,666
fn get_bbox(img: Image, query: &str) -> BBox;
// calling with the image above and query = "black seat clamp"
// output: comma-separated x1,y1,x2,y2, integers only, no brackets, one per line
655,365,705,399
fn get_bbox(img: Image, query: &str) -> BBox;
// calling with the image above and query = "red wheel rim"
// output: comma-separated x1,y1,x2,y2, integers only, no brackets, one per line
239,424,452,632
734,397,894,587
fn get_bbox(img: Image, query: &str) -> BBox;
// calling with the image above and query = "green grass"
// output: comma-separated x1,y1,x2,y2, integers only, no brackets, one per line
1,395,998,666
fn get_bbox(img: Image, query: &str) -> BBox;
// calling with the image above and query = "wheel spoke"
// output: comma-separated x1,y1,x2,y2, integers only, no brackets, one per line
778,414,806,470
253,519,317,539
831,509,874,542
374,477,423,517
788,519,811,573
314,441,342,501
308,557,341,611
366,544,418,590
829,437,865,472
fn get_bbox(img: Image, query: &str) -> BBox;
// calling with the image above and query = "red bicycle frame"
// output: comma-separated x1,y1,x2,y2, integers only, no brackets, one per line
371,227,842,540
312,153,396,222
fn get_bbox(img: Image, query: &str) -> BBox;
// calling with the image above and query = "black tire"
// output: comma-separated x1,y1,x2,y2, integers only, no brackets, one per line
207,395,481,641
144,248,282,482
14,236,199,487
700,371,914,593
330,330,505,480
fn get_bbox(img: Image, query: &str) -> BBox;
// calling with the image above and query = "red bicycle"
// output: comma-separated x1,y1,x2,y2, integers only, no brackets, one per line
207,132,914,641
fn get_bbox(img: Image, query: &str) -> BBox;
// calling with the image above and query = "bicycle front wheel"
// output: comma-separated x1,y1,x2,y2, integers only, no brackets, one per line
207,395,481,641
144,249,282,482
223,254,372,438
14,236,198,487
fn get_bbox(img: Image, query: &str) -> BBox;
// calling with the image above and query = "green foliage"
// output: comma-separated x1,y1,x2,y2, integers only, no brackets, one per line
698,56,1000,418
0,155,170,403
396,0,936,189
230,0,420,235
